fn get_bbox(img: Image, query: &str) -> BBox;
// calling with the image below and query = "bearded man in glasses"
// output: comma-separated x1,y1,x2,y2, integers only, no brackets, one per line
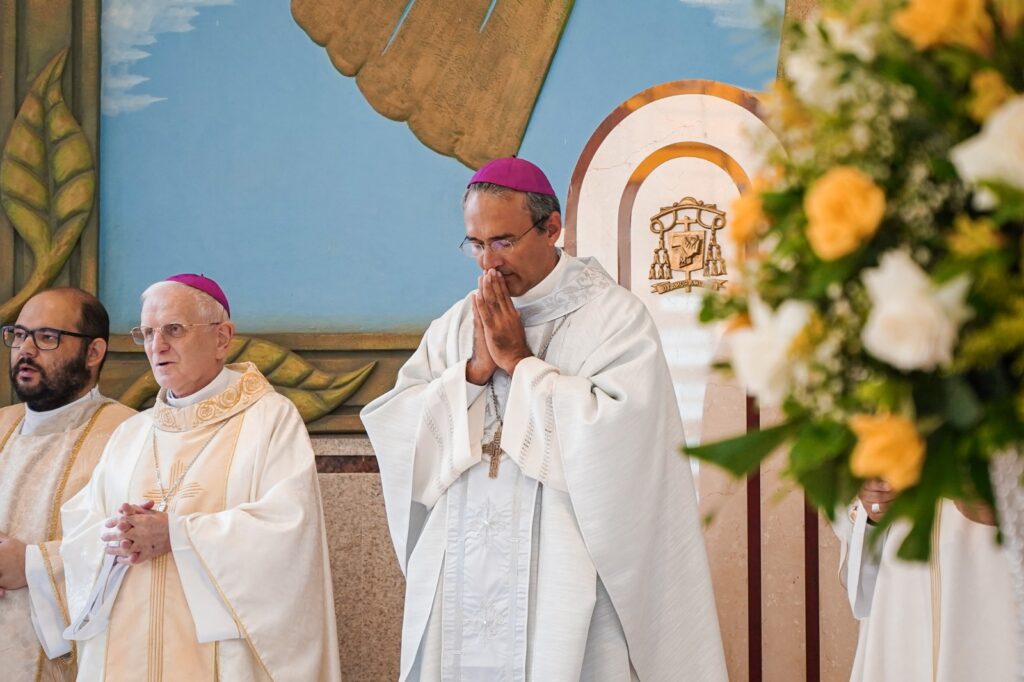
58,274,341,681
362,158,727,681
0,287,135,681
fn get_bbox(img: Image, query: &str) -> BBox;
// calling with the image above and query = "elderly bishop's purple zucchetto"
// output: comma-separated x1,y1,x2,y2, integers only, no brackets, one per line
468,156,557,197
165,273,231,317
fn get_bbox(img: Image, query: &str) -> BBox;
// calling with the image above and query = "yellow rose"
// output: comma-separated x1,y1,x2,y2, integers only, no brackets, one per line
804,166,886,261
893,0,993,52
729,191,766,246
849,414,926,491
948,213,1003,256
996,0,1024,35
968,69,1014,122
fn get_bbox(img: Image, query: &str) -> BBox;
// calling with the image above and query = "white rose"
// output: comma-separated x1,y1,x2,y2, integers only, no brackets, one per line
950,95,1024,210
730,297,815,408
822,17,877,61
861,251,972,371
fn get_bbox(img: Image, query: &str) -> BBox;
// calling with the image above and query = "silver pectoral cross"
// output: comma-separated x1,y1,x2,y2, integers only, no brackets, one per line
483,424,503,479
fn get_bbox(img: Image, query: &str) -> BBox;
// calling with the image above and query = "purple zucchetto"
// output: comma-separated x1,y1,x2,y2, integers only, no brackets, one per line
164,273,231,317
468,157,556,197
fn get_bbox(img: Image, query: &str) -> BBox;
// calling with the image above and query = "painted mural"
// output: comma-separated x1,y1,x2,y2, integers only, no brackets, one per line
97,0,783,333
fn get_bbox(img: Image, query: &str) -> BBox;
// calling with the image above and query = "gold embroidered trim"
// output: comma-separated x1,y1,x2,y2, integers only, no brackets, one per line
152,364,271,432
0,413,24,458
47,403,112,542
930,505,943,682
148,555,169,682
38,541,77,663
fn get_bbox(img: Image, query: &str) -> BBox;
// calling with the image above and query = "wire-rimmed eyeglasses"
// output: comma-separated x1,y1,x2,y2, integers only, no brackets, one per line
2,324,94,350
458,215,549,258
130,322,222,346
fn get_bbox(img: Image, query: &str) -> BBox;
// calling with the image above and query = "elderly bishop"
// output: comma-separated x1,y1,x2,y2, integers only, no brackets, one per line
362,158,727,681
0,288,134,681
59,274,341,681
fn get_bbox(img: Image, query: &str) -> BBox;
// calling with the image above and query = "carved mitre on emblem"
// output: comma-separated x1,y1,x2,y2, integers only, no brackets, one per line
648,197,728,294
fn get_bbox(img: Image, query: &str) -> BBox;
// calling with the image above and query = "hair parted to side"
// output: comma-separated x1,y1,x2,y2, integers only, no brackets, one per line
463,182,561,226
141,281,229,323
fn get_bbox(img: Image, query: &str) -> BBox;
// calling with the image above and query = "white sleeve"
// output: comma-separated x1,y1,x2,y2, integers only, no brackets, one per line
466,380,486,407
498,356,568,492
167,513,241,643
843,500,885,619
25,544,71,658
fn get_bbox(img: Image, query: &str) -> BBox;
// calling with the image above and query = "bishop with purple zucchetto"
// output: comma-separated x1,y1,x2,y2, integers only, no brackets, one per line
363,158,728,680
58,274,342,681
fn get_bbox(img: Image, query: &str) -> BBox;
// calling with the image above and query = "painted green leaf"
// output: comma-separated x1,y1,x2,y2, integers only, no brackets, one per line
118,335,375,424
0,48,96,323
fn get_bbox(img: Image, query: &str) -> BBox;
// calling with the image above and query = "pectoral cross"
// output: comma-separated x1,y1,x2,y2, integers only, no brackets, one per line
483,424,503,479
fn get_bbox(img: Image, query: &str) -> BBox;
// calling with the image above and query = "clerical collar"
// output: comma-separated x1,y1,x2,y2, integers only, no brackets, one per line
512,248,566,307
22,386,102,436
165,366,241,408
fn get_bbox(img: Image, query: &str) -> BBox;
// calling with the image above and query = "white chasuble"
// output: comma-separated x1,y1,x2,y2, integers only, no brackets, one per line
837,499,1017,681
60,363,341,682
362,252,728,681
0,393,134,682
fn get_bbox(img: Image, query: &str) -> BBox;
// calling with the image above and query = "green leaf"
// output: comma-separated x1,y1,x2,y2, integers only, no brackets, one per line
787,420,855,475
684,420,800,478
0,48,96,324
943,376,983,429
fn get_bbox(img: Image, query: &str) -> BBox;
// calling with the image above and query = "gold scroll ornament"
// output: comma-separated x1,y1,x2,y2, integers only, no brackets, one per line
649,197,728,294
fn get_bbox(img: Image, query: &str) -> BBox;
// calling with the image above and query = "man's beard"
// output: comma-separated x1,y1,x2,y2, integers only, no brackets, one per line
10,345,92,411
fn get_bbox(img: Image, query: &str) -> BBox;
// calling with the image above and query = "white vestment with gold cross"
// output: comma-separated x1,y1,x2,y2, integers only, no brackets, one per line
59,363,341,682
0,391,134,682
363,252,728,681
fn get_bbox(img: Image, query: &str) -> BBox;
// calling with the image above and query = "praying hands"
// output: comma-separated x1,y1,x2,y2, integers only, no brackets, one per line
101,500,171,565
468,269,532,384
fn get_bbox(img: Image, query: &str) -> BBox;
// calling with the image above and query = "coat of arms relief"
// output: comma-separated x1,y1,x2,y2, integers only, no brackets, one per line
649,197,729,294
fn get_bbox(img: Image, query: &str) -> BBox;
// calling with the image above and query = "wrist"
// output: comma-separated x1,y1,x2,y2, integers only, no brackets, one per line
466,358,492,385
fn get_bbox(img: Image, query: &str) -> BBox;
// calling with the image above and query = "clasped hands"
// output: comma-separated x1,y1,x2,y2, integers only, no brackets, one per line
101,500,171,565
467,269,532,385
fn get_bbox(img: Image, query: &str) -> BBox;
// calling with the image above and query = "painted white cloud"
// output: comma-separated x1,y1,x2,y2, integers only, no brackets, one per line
679,0,785,30
102,0,233,115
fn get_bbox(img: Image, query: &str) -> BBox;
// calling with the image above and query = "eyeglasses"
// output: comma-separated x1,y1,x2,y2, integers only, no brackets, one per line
458,215,549,258
2,325,94,350
130,322,221,346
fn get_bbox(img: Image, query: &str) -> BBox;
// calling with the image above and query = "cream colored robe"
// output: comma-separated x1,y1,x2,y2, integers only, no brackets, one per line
60,363,341,682
0,392,134,682
362,254,727,681
837,499,1017,681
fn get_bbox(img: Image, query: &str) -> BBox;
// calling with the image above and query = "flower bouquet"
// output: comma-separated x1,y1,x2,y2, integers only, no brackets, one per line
687,0,1024,560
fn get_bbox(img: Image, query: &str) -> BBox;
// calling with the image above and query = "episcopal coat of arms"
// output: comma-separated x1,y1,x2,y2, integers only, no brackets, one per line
649,197,728,293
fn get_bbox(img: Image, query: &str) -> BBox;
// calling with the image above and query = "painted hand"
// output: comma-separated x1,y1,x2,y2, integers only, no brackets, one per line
0,533,27,590
859,479,896,524
477,269,532,375
468,292,499,385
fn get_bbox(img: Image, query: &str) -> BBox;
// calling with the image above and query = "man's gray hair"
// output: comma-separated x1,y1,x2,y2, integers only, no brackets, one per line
140,281,229,322
463,182,561,226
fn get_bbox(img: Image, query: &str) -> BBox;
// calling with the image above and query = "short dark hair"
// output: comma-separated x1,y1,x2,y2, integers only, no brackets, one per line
463,182,561,227
48,287,110,372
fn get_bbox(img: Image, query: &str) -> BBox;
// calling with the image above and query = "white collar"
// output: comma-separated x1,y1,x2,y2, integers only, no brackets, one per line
166,366,240,408
22,386,102,436
512,249,567,307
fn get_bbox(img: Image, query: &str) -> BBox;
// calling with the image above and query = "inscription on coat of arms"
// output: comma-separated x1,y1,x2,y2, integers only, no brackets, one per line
648,197,728,293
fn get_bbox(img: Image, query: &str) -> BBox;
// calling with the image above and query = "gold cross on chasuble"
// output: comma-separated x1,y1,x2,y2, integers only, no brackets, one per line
483,424,503,478
144,461,204,512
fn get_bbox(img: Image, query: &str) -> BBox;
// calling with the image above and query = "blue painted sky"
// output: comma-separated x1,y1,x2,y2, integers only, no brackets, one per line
99,0,782,332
